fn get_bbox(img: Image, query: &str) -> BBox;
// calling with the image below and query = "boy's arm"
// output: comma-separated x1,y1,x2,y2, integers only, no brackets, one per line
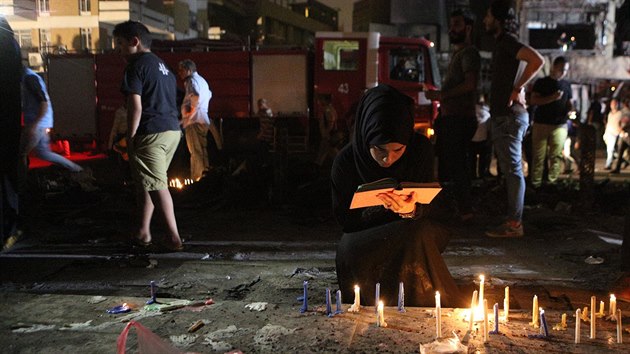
127,94,142,139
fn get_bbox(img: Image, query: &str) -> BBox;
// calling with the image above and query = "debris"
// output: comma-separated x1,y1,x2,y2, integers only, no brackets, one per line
225,276,261,300
253,324,296,350
188,320,205,333
203,325,247,352
584,256,604,265
87,296,107,304
107,303,131,314
146,259,158,269
60,320,93,331
117,320,182,354
204,339,233,352
169,334,198,348
11,324,56,333
419,331,467,354
245,302,268,311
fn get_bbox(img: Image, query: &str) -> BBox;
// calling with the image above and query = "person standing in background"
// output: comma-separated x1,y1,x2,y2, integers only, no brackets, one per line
603,98,622,170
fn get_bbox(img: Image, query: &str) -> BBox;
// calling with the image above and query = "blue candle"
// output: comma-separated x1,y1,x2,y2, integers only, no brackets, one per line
540,308,549,337
397,282,406,312
335,290,343,314
106,303,130,314
375,283,380,313
300,281,308,313
146,281,157,304
326,288,333,317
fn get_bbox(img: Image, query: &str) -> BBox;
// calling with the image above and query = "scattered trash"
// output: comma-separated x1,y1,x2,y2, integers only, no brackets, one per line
584,256,604,265
200,254,211,260
419,331,467,354
204,339,233,352
107,303,131,314
587,229,623,246
188,320,206,333
253,324,296,350
146,260,158,269
60,320,93,331
226,275,232,280
245,302,268,311
11,324,56,333
87,296,107,304
117,320,183,354
203,325,247,352
169,334,198,348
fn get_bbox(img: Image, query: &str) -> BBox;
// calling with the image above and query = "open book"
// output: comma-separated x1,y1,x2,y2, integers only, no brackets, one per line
349,178,441,209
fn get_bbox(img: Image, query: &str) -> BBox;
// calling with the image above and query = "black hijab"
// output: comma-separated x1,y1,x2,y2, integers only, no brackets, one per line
352,84,420,183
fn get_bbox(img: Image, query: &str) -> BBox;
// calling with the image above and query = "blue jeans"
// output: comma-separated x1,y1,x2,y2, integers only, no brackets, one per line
490,108,529,222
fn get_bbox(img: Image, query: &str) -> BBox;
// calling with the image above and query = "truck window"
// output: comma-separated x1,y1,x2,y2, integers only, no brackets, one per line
389,49,425,83
322,40,359,71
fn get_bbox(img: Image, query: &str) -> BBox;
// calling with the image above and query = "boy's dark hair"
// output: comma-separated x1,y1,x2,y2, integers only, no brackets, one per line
490,0,518,35
113,21,152,48
178,59,197,72
450,9,475,26
553,56,568,67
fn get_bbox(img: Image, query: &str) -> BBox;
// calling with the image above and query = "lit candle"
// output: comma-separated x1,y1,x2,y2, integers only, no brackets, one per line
610,294,617,317
479,275,485,307
503,286,510,322
375,283,380,314
581,306,589,322
469,290,478,331
540,308,549,337
483,299,489,342
335,290,343,315
376,301,387,327
349,285,360,312
397,282,405,313
575,308,581,344
435,291,442,339
300,281,308,313
491,303,500,334
325,288,333,317
561,313,567,328
590,296,596,339
531,295,539,328
598,301,605,318
617,309,623,344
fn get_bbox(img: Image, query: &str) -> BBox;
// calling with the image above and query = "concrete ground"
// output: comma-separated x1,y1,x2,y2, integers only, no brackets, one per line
1,150,630,353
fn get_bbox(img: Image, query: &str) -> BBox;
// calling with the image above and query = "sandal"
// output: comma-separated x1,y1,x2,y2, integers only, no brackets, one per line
130,237,152,248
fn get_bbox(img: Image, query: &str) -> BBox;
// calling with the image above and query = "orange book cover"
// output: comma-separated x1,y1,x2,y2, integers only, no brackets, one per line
349,178,441,209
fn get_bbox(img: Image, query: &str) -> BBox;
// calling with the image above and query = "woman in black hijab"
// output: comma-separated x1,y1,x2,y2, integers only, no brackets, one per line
332,84,462,307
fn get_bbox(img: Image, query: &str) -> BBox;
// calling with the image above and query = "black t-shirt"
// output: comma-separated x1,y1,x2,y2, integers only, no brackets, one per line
120,52,179,135
489,32,524,117
532,77,572,125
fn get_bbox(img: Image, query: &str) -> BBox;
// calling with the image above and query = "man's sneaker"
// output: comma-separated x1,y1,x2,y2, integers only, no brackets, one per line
486,222,524,238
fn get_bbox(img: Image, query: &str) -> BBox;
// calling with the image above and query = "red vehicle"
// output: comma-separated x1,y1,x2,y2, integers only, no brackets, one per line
314,32,441,136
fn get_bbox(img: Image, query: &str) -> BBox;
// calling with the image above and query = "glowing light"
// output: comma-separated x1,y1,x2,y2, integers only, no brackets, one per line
611,86,616,92
169,178,193,189
429,41,435,47
427,128,435,137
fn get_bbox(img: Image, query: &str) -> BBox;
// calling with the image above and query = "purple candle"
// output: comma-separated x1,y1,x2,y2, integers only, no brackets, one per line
146,281,157,304
540,308,549,337
300,281,308,313
107,303,130,314
397,282,406,312
335,290,343,314
375,283,380,313
325,288,333,317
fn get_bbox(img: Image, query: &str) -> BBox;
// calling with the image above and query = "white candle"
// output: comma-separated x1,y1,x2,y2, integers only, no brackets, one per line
531,295,539,328
349,285,361,312
590,296,596,339
503,286,510,322
435,291,442,339
617,309,623,344
376,301,387,327
479,275,485,307
610,294,617,317
598,301,605,317
469,290,478,331
575,309,581,344
374,283,380,314
483,299,489,342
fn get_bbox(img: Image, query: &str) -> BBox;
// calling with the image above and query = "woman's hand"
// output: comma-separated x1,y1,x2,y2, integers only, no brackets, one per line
377,191,418,214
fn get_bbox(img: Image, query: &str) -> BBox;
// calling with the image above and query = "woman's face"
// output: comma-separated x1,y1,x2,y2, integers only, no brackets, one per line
369,142,407,168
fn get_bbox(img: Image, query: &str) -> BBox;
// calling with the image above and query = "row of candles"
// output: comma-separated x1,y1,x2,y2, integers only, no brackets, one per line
299,275,625,344
168,178,194,189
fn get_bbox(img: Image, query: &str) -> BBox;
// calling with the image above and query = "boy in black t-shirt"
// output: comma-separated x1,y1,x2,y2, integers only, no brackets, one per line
113,21,183,251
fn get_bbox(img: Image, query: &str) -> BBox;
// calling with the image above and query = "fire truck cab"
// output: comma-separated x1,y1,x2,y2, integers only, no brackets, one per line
314,32,441,136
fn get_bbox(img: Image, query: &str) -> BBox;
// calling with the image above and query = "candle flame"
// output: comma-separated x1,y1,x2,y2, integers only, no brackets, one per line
611,294,616,300
479,274,485,282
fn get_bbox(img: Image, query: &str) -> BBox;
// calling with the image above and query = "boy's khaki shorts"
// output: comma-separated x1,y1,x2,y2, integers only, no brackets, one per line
129,130,181,191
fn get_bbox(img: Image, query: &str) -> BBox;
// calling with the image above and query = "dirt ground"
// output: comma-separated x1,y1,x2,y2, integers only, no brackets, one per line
1,153,630,353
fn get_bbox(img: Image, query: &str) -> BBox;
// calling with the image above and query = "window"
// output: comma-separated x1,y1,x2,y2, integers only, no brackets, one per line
15,30,33,48
388,49,425,83
39,29,51,52
322,40,359,71
37,0,50,15
79,0,91,14
80,28,92,51
0,0,14,16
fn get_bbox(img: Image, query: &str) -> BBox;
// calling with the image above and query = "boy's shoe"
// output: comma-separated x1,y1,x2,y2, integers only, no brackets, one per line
486,221,524,238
